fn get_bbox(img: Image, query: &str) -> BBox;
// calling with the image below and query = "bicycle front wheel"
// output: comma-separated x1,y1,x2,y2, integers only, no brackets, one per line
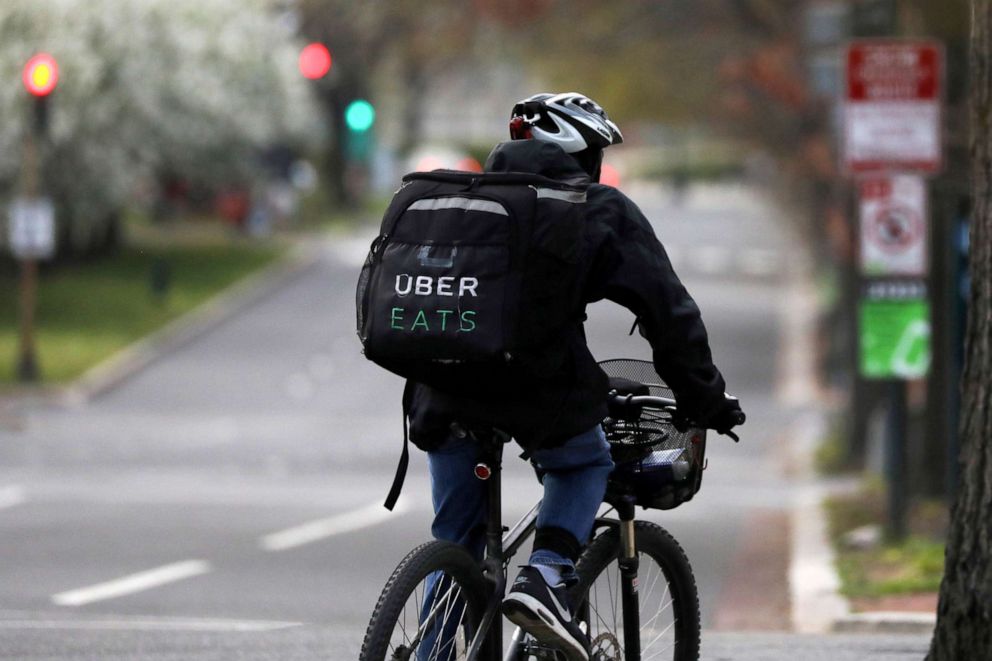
360,540,489,661
573,521,700,661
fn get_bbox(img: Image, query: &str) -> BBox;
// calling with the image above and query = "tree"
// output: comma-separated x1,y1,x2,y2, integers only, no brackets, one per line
296,0,480,206
927,1,992,658
0,0,317,254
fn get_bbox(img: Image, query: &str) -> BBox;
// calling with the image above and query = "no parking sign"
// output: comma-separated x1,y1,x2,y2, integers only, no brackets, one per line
859,174,927,276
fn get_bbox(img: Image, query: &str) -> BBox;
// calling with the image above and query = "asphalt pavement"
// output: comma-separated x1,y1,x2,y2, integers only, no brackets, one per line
0,182,930,659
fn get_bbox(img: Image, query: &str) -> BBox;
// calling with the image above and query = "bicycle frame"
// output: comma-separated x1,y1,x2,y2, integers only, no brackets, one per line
456,433,643,661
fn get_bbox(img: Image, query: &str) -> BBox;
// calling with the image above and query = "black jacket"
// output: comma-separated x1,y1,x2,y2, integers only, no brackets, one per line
406,140,727,451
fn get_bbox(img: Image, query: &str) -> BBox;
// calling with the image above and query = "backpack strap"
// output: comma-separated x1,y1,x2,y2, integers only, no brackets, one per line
383,382,413,511
403,169,586,192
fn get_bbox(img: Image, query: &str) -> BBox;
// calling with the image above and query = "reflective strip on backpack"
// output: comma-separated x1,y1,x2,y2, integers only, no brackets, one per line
531,187,587,204
408,197,509,215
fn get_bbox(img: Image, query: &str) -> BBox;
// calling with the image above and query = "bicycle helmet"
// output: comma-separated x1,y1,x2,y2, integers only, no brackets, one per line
509,92,623,154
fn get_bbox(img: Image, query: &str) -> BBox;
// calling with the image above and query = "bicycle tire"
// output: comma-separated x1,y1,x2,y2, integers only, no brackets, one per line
573,522,700,661
360,540,490,661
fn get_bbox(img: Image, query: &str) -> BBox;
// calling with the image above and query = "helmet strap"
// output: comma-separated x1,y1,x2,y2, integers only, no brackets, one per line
573,148,604,182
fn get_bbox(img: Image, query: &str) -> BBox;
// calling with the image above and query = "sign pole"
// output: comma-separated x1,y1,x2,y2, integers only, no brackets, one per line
885,379,908,539
845,39,943,541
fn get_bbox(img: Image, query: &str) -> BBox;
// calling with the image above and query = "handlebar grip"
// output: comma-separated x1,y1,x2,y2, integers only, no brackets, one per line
731,410,746,426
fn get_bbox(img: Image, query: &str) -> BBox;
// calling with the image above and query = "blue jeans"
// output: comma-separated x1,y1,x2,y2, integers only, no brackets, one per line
427,425,614,574
420,426,613,660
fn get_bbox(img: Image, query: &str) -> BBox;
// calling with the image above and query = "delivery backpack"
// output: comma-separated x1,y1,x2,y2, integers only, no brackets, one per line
356,169,589,393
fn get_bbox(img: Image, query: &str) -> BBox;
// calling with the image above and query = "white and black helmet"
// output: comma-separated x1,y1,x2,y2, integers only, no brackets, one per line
509,92,623,153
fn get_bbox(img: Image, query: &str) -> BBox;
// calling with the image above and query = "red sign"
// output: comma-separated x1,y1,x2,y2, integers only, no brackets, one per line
843,40,943,173
846,42,940,101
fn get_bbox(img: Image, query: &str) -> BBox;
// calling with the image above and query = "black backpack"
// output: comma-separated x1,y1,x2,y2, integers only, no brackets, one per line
356,169,588,394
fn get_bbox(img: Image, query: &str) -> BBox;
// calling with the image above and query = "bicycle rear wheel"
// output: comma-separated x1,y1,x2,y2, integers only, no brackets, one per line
572,522,700,661
360,540,489,661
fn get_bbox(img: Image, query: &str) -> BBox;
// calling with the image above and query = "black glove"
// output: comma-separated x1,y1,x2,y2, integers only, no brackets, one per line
701,394,745,434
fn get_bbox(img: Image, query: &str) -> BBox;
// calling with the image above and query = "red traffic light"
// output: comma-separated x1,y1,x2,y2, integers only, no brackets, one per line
23,53,58,97
299,43,332,80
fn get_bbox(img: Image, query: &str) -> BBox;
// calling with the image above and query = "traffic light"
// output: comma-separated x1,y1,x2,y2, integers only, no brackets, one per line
23,53,58,135
23,53,58,97
298,43,332,80
345,99,375,132
344,100,375,162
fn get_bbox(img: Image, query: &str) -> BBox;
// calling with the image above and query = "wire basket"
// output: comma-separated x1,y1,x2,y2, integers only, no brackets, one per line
599,359,707,510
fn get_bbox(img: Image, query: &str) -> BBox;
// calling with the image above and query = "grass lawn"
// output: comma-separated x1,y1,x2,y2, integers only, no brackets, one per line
825,484,946,601
0,233,284,385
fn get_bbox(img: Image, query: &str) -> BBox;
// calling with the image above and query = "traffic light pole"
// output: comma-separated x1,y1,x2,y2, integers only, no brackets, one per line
16,99,43,383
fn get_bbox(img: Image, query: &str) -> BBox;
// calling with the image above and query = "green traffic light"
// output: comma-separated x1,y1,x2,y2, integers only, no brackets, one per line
345,99,375,132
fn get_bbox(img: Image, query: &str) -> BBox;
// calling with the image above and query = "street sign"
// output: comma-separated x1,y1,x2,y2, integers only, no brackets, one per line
8,197,55,259
859,281,930,379
859,174,928,275
843,40,942,173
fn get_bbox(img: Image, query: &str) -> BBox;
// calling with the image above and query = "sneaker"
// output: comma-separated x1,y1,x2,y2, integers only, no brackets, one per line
501,566,589,661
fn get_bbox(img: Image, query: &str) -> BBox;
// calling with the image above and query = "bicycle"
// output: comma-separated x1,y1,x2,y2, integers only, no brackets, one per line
359,359,743,661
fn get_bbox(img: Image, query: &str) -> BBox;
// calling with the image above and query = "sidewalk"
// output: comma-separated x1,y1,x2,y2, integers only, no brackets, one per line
783,256,937,638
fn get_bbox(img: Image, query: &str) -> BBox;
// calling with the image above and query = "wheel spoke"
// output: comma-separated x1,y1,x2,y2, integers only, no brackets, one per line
642,618,676,653
575,525,698,661
363,543,484,661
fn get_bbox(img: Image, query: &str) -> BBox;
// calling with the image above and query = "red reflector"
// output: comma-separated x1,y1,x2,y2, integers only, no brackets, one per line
474,464,492,480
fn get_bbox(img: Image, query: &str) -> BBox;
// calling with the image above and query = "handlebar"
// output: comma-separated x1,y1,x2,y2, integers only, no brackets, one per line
608,394,677,409
606,391,745,442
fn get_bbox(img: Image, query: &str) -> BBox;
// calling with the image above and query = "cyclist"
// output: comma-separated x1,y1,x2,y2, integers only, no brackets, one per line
406,92,743,660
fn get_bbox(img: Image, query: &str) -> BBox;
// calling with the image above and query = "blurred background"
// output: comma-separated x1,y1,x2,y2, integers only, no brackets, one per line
0,1,971,658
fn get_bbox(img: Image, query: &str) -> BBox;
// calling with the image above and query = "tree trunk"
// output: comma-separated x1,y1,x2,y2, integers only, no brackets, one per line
927,2,992,658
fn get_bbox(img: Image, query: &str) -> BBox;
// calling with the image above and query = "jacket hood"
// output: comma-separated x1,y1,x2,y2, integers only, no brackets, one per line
483,140,590,185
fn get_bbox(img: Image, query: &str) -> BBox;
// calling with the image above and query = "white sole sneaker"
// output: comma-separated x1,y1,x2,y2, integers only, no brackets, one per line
502,592,589,661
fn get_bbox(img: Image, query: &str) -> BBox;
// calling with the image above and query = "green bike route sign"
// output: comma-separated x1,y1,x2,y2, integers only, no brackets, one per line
859,298,931,379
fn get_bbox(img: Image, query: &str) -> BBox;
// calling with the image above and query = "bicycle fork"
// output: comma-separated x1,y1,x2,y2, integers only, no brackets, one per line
617,496,640,661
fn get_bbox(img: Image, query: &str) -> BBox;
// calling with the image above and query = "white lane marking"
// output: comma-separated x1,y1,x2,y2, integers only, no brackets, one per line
0,485,26,510
0,616,300,632
260,498,410,552
52,560,211,607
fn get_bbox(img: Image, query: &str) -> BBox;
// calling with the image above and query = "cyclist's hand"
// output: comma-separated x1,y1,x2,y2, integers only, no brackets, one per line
703,394,745,436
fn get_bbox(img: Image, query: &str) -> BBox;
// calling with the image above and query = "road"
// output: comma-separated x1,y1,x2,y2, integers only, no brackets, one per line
0,182,929,659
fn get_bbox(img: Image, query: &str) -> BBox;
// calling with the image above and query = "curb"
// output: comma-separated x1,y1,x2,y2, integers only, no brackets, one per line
833,611,936,634
58,238,325,407
789,413,851,634
788,415,939,636
781,249,937,637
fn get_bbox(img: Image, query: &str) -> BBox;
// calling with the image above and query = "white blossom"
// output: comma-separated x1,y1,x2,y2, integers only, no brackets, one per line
0,0,320,236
